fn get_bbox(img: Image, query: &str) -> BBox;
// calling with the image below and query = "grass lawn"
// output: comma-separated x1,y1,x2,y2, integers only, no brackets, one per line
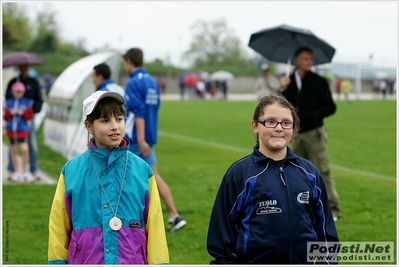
2,98,397,264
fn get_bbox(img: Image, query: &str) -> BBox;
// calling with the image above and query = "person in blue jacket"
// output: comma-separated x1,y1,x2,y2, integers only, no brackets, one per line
207,94,339,264
92,63,125,96
122,47,186,232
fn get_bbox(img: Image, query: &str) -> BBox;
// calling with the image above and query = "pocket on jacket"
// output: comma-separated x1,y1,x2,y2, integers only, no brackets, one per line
68,242,82,264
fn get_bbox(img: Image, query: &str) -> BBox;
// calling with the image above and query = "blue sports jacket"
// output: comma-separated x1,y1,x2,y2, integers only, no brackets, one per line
124,68,160,145
96,78,125,97
3,97,33,139
207,146,339,264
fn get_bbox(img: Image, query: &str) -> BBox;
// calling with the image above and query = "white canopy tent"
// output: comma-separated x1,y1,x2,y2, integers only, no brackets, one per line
44,51,123,160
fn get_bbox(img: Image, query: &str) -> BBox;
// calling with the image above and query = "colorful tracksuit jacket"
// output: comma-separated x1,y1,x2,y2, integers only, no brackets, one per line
48,138,169,264
207,146,339,264
3,97,33,139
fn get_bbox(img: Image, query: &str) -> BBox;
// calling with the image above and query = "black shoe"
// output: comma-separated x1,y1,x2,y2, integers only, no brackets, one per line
168,215,187,232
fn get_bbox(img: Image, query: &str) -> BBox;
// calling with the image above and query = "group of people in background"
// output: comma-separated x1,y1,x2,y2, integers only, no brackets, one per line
372,77,396,99
4,64,43,183
178,76,229,100
5,46,341,264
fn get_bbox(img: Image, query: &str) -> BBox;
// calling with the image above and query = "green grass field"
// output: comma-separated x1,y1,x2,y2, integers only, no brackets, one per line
2,98,397,264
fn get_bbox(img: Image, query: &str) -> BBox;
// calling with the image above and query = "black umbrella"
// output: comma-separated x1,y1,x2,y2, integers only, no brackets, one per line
248,24,335,69
3,51,46,68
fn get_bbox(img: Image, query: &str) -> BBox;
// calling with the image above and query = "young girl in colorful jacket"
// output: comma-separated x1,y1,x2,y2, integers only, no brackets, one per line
48,91,169,264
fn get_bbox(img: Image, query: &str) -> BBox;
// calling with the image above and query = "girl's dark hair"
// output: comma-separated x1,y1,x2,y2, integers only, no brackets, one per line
85,97,126,124
252,94,300,146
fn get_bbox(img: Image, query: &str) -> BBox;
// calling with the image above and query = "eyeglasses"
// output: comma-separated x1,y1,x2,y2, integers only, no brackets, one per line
258,119,294,129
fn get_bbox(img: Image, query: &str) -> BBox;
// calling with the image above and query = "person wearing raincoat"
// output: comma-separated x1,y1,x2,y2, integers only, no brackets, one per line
48,91,169,264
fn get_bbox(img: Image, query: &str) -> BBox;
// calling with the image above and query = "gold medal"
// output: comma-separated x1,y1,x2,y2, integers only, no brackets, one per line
109,216,122,231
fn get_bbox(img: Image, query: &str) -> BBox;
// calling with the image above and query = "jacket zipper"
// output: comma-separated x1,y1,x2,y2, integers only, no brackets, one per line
279,166,293,262
279,167,286,186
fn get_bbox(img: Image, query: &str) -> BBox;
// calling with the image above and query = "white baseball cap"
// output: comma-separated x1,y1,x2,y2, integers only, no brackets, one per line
83,90,124,116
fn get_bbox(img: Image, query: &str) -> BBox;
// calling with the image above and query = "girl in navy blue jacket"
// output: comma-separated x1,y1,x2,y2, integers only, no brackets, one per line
207,94,339,264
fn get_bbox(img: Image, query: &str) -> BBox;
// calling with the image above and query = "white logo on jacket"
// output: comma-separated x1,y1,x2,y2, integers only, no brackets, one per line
297,191,310,204
256,199,282,215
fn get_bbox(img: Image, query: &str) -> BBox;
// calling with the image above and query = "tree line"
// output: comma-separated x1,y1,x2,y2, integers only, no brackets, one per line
3,3,258,75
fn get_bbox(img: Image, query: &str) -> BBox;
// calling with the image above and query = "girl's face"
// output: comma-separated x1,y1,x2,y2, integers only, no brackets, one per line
86,114,125,149
251,103,294,159
12,90,24,99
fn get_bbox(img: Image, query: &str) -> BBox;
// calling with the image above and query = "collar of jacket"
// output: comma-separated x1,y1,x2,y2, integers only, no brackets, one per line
251,145,297,163
97,78,116,90
129,67,147,78
88,137,129,150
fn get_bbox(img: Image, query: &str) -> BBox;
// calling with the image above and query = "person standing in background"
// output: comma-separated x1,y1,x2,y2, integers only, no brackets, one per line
122,47,187,232
340,79,352,101
335,78,341,100
92,63,125,96
280,46,341,221
5,64,43,181
254,63,281,101
4,81,35,182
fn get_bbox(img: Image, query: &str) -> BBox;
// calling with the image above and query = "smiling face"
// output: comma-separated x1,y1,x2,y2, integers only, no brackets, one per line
84,97,126,149
86,114,125,149
251,103,294,160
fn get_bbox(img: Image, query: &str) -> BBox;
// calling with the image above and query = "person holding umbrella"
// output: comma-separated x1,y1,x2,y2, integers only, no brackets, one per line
280,47,341,221
5,63,43,181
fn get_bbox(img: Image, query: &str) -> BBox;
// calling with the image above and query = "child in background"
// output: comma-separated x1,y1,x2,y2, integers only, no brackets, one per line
207,94,338,264
48,91,169,264
3,81,34,182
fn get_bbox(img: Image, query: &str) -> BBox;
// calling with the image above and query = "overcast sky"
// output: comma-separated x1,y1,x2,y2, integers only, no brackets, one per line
14,1,399,68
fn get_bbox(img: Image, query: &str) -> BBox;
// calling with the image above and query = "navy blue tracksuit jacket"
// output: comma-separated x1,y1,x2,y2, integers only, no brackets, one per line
207,146,339,264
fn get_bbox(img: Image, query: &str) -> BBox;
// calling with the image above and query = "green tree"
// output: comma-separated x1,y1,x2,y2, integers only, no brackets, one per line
29,4,59,53
183,18,249,69
2,3,32,51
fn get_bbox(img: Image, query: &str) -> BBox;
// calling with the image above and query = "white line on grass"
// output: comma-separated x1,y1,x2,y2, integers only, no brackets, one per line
159,131,396,182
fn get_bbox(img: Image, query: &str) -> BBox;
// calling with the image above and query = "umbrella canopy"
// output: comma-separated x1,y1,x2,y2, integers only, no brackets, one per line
248,24,336,67
210,70,234,81
182,73,199,87
198,71,210,80
2,51,46,68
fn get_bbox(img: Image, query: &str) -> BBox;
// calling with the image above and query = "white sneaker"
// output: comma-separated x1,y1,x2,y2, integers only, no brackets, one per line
22,172,35,183
168,215,187,232
11,172,23,182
